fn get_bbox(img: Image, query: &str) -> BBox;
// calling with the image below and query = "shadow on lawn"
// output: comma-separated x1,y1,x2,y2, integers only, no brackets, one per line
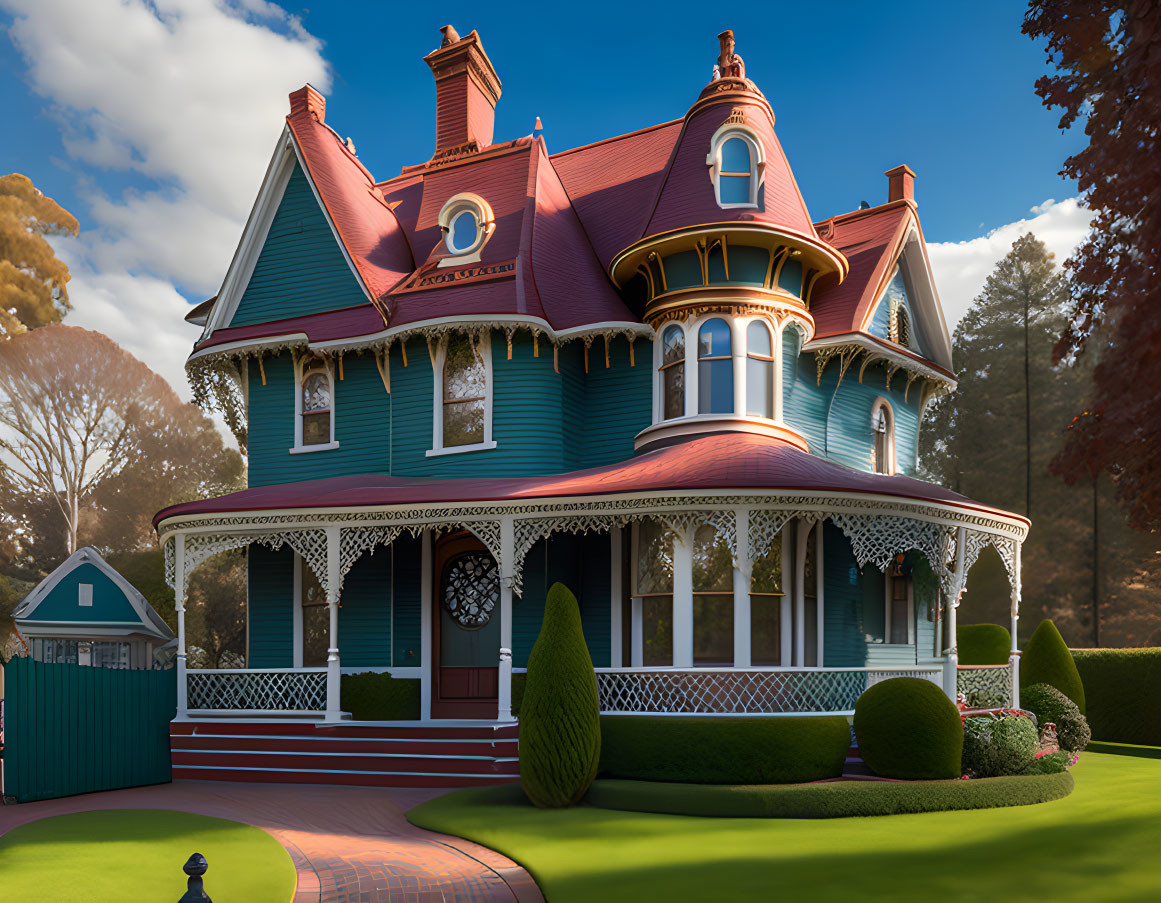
0,810,254,848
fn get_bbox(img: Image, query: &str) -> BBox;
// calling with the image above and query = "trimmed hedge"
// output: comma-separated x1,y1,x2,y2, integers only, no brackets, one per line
957,624,1012,665
585,772,1074,818
962,714,1038,777
1021,620,1086,713
854,678,963,780
598,715,850,785
1023,751,1072,775
510,672,526,718
1071,648,1161,746
1021,683,1091,752
519,583,601,808
340,672,420,720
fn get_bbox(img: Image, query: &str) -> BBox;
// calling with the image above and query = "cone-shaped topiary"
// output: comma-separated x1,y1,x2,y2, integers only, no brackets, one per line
957,624,1012,665
1020,620,1085,714
854,677,964,780
519,582,601,808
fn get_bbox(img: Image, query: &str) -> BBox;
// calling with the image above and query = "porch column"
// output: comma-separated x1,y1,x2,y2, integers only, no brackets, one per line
672,528,694,667
732,508,751,668
174,532,188,720
815,522,825,666
420,530,433,719
498,517,514,722
794,519,808,666
943,525,966,703
325,526,342,721
1010,541,1022,709
610,527,623,668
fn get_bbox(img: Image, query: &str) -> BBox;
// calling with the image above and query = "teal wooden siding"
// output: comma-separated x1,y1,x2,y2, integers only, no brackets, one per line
27,563,137,624
512,532,611,668
824,360,922,476
867,269,926,358
823,521,868,667
338,551,391,668
391,533,422,666
247,350,390,488
2,657,175,803
247,545,293,667
783,340,828,453
580,336,652,468
229,164,367,328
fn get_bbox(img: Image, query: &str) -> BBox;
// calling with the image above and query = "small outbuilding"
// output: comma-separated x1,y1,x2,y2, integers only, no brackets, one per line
13,547,175,670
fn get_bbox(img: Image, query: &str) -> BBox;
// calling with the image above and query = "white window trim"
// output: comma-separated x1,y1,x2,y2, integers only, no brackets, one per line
871,396,896,475
291,355,339,454
437,192,496,267
706,124,766,210
427,332,496,457
78,583,93,607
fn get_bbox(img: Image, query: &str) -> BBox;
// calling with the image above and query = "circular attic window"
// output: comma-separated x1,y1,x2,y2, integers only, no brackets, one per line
438,193,494,260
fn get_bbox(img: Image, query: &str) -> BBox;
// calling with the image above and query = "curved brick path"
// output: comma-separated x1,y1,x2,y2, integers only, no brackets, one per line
0,781,543,902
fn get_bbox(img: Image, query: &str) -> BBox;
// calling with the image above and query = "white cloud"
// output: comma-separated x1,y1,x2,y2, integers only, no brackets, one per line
928,197,1094,332
2,0,331,395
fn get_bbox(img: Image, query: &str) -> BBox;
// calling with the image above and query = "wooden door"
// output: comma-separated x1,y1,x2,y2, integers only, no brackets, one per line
432,533,500,719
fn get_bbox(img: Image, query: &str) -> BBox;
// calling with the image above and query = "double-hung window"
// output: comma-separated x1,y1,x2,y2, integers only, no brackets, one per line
430,332,495,455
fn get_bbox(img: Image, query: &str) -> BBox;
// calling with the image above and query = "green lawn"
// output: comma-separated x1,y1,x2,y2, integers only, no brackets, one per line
0,809,296,902
409,752,1161,902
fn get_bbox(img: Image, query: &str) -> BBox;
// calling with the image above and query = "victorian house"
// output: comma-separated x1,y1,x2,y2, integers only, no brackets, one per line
156,28,1027,786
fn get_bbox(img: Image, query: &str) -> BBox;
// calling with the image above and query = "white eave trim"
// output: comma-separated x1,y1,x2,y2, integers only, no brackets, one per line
804,333,957,389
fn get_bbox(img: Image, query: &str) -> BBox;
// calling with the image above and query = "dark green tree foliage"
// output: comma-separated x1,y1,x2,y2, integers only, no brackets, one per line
957,624,1012,665
920,234,1161,646
519,582,601,808
853,677,964,780
1021,620,1086,713
962,714,1039,777
1021,683,1091,752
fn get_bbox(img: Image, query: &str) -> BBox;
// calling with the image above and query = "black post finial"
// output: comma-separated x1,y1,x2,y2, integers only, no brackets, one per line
179,853,211,902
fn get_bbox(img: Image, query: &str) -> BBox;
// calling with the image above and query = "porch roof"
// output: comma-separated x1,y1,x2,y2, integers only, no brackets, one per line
154,434,1025,530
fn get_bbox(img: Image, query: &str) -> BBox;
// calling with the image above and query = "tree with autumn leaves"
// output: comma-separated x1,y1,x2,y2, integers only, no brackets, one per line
1023,2,1161,532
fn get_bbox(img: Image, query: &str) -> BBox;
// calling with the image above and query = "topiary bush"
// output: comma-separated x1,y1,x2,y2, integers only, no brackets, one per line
598,715,850,784
1021,683,1091,752
1020,620,1086,713
957,624,1012,665
1022,751,1073,775
1071,648,1161,746
518,582,601,808
961,713,1039,777
340,672,420,720
854,677,963,780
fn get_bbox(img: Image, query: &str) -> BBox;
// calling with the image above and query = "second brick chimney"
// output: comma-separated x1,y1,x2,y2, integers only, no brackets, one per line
424,26,502,153
885,164,916,204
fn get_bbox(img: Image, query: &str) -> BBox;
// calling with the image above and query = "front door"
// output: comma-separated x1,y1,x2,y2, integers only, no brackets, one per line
432,533,500,719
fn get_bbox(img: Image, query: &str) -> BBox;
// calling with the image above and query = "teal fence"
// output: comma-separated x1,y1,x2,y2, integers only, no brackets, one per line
1,658,176,803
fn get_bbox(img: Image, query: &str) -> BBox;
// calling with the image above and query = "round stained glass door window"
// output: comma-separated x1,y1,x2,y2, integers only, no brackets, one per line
442,551,499,629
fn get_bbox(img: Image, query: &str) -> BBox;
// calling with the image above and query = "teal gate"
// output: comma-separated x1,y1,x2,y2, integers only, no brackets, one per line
1,657,176,803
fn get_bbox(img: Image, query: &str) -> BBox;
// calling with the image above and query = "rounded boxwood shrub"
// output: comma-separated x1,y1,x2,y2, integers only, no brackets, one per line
961,714,1038,777
1023,751,1073,775
598,715,850,784
1020,620,1086,713
854,677,963,780
1021,683,1091,752
518,582,601,808
957,624,1012,665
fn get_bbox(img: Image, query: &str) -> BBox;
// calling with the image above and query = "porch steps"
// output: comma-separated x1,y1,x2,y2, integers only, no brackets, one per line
170,721,520,788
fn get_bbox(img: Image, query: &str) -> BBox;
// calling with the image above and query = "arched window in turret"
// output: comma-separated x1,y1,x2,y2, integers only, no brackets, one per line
295,355,336,451
707,126,764,209
746,320,774,419
659,324,685,420
871,398,895,475
698,318,733,414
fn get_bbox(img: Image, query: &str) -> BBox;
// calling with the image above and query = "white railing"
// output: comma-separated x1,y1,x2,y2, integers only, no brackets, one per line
594,667,943,715
186,668,327,714
956,664,1014,709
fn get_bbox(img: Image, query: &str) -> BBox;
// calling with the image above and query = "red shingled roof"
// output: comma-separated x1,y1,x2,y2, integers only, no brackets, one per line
155,432,1022,529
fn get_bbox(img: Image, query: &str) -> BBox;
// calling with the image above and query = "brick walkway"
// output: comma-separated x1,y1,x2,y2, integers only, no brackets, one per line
0,781,543,902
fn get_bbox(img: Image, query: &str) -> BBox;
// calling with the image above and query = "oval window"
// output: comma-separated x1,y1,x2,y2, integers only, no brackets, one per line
448,208,479,254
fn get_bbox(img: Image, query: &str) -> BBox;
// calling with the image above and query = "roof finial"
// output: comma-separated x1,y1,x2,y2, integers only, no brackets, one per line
533,116,543,140
713,29,745,81
440,24,460,47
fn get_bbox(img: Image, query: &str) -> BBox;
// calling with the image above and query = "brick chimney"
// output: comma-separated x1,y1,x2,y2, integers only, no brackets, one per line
289,84,326,122
885,164,916,203
424,26,502,153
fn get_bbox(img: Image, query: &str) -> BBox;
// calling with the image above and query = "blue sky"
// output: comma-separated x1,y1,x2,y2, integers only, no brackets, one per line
0,0,1091,395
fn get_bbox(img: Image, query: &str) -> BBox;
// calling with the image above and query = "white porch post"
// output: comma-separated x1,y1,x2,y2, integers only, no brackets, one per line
944,525,966,702
420,529,433,719
815,522,825,666
610,527,623,668
672,528,694,667
174,532,188,720
733,508,751,668
780,521,793,666
794,519,808,666
325,526,342,721
1010,541,1022,709
498,517,514,722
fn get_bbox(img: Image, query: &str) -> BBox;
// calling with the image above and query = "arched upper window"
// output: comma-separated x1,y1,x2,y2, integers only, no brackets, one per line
297,357,334,449
706,126,764,209
871,399,895,475
441,333,487,448
895,305,912,348
437,193,494,263
659,324,685,420
745,320,774,419
698,318,733,414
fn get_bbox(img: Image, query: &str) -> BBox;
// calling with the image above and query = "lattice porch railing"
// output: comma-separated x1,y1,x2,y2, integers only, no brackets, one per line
594,667,943,715
956,664,1014,709
186,668,327,713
